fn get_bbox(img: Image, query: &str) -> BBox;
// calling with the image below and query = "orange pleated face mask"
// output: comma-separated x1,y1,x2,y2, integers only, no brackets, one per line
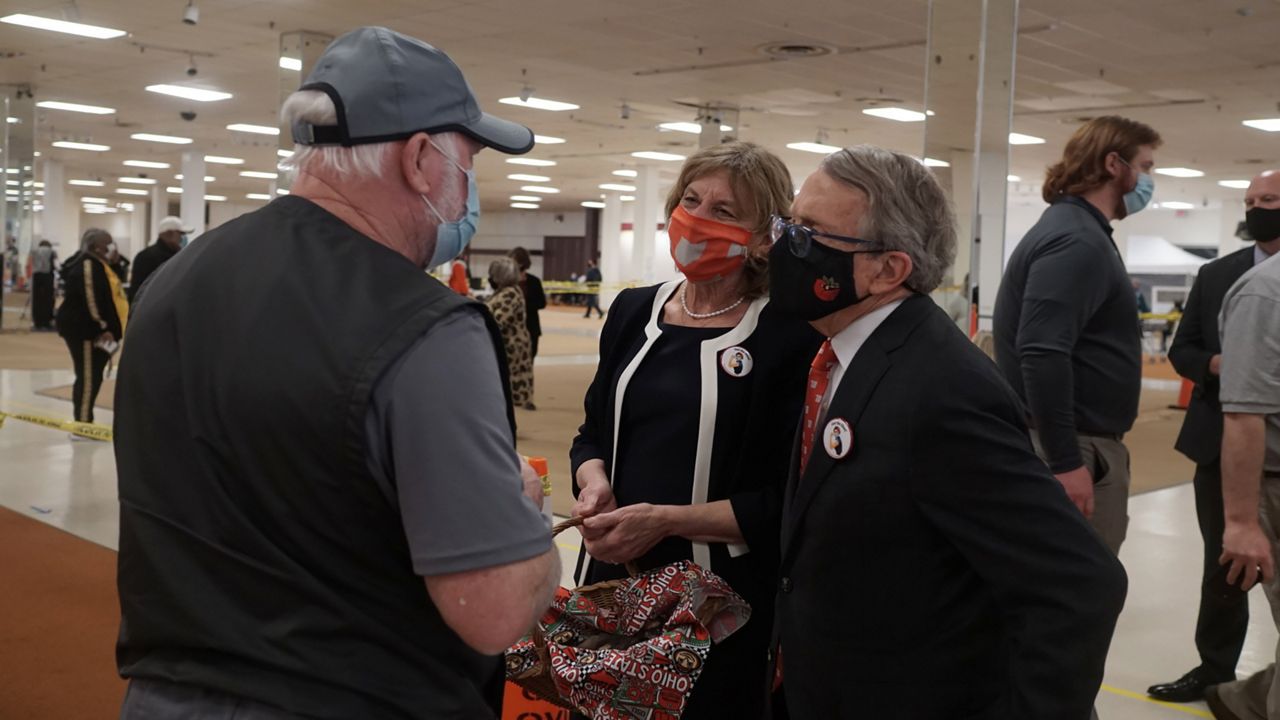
667,205,755,282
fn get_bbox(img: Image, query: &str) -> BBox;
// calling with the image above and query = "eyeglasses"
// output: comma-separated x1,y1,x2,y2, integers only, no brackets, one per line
769,215,883,258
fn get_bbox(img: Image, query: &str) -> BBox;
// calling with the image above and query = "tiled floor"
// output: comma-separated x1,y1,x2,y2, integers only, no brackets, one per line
2,365,1276,718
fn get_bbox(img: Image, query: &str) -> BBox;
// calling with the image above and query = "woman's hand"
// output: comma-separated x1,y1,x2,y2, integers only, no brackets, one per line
581,503,670,565
572,460,617,532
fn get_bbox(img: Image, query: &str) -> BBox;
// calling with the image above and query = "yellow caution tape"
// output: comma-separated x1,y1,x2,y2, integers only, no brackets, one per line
542,281,639,296
1139,312,1183,321
0,410,112,442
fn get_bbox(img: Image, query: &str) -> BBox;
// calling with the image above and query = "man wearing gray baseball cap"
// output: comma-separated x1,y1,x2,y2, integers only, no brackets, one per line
114,27,559,719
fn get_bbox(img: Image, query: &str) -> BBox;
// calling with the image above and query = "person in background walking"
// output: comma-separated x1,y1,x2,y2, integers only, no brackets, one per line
130,216,190,302
30,239,57,331
583,258,604,318
510,246,546,368
56,228,127,426
486,257,534,410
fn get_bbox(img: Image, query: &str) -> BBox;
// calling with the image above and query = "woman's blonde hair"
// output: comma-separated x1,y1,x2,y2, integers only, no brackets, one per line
663,141,794,300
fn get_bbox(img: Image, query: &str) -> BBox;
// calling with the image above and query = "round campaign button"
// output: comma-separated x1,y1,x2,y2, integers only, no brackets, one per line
823,418,853,460
720,346,753,377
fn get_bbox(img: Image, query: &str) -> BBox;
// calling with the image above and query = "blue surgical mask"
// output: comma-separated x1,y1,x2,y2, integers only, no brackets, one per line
423,140,479,268
1119,157,1154,216
179,233,189,248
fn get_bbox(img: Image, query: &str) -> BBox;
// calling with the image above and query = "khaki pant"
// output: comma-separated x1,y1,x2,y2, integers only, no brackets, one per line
1213,478,1280,719
1031,431,1131,555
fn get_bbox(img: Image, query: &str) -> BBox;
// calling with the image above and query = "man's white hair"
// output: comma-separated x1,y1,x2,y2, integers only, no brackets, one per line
278,90,393,179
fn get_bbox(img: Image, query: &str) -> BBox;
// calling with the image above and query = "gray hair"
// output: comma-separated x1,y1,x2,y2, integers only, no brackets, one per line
488,257,521,289
278,90,393,179
819,145,957,293
80,228,111,250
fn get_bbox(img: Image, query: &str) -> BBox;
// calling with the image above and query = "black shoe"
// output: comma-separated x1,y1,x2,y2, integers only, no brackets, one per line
1148,667,1229,703
1204,683,1242,720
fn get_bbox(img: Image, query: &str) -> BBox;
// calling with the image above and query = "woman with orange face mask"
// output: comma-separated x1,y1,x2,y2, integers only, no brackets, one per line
570,142,821,718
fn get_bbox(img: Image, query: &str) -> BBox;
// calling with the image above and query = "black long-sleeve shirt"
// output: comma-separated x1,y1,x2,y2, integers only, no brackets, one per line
993,195,1142,472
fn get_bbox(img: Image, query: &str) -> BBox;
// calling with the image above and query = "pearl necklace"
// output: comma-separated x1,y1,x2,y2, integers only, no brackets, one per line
681,284,745,319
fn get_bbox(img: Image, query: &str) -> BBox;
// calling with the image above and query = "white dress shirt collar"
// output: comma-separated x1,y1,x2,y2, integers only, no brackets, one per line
1257,243,1277,266
823,298,908,406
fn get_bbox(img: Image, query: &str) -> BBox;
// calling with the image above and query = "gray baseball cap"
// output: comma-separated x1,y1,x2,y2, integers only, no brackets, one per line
292,26,534,154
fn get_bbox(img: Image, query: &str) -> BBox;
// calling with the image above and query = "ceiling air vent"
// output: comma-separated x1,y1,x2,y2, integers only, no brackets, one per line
758,42,836,59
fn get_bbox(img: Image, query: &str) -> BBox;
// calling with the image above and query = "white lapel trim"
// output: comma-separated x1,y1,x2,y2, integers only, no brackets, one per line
609,280,681,486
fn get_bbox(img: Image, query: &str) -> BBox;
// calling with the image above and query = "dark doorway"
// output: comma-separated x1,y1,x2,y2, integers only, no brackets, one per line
543,235,596,281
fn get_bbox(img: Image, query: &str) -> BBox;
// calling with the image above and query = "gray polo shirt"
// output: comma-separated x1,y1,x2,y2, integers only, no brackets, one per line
1220,253,1280,474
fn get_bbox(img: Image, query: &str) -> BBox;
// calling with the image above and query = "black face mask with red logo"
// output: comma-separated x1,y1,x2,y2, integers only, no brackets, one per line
767,235,869,321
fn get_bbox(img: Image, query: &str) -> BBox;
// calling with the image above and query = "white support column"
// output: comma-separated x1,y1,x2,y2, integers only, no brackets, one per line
150,185,166,247
598,192,624,310
632,165,661,284
42,160,70,258
180,152,206,238
128,202,147,259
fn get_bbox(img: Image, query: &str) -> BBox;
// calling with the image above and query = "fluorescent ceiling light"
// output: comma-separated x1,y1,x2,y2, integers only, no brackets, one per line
599,183,636,192
511,202,540,209
52,140,110,152
119,203,135,210
204,155,245,165
0,13,126,39
205,195,227,202
1160,201,1195,210
510,195,542,202
1218,179,1251,189
119,177,157,185
1008,175,1022,182
81,197,108,204
69,179,104,187
37,100,115,115
498,96,579,112
132,132,192,145
1008,133,1046,145
5,181,17,186
620,195,635,202
146,85,233,103
277,188,289,195
227,123,279,136
862,107,927,122
658,121,734,134
247,193,273,200
116,188,149,196
279,57,302,72
174,175,215,182
5,117,16,123
921,158,950,168
534,135,566,144
277,149,294,158
165,187,183,194
1154,167,1204,178
5,169,17,174
508,173,551,182
520,185,560,194
612,169,638,178
786,142,841,155
506,158,557,167
631,151,686,162
1242,118,1280,132
124,159,170,169
239,171,278,179
581,201,606,209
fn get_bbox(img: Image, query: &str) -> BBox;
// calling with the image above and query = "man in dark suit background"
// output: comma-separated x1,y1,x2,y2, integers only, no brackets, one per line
767,145,1127,719
1148,173,1280,703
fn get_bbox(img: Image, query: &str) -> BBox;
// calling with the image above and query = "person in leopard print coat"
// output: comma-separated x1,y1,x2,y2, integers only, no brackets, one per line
486,257,534,408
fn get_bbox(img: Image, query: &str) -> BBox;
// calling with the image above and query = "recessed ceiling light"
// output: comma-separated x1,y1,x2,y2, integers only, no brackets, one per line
1160,201,1195,209
1242,118,1280,132
174,175,216,182
0,13,125,39
246,193,273,200
507,173,550,182
862,107,927,122
658,121,734,134
534,135,566,144
511,202,541,209
204,155,245,165
277,148,295,158
923,158,951,167
119,177,158,185
507,158,557,167
620,195,635,202
146,85,233,103
166,187,183,194
5,180,17,186
631,151,686,162
116,188,149,196
1155,167,1204,178
81,197,108,204
786,142,841,155
119,203,135,211
599,183,636,192
277,188,289,195
52,140,110,152
227,123,279,136
612,169,638,178
239,171,278,179
1008,133,1045,145
5,117,16,124
132,133,193,145
278,57,302,72
498,97,579,112
1007,175,1022,182
69,179,105,187
1218,179,1251,189
37,100,115,115
520,185,560,194
205,195,227,202
510,195,542,202
581,201,606,209
124,160,170,169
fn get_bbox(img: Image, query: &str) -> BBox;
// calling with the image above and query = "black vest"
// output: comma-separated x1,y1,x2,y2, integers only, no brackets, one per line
114,196,512,719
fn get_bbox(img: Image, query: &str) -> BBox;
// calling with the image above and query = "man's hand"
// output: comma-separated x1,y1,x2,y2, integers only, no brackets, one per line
519,457,543,511
1055,465,1095,519
1221,520,1276,590
1210,354,1222,376
581,503,669,565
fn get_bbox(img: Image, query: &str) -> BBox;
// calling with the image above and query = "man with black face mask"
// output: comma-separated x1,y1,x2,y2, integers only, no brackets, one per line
768,145,1126,720
1149,170,1280,703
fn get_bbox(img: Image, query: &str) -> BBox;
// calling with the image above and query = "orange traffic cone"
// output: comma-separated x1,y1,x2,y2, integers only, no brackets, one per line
1171,378,1193,411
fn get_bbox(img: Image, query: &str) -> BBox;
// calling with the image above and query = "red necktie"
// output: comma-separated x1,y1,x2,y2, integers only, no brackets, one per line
799,340,838,476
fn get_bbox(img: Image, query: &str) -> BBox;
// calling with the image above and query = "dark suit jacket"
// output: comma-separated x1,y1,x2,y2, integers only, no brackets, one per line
129,241,178,303
521,272,546,338
774,295,1127,720
1169,246,1256,465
